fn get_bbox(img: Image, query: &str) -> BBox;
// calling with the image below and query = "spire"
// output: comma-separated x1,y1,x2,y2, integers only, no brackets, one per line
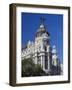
40,16,45,25
36,17,50,37
39,17,45,28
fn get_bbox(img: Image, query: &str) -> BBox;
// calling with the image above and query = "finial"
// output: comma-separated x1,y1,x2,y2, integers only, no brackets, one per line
40,16,45,24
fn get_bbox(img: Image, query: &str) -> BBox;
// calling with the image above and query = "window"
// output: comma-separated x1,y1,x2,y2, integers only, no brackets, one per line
45,55,48,69
44,46,47,51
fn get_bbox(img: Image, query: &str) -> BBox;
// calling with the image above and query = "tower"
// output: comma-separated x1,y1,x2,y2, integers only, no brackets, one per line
51,45,61,75
52,45,58,66
35,17,51,74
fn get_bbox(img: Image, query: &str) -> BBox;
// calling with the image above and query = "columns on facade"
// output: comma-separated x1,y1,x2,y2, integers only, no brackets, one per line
34,53,38,64
47,53,51,73
47,45,51,74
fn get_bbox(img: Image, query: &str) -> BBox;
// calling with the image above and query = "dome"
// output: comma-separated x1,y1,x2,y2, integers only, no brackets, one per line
36,23,50,37
40,24,44,28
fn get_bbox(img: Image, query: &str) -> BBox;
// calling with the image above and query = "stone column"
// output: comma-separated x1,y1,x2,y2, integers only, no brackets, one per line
40,55,43,68
47,53,51,73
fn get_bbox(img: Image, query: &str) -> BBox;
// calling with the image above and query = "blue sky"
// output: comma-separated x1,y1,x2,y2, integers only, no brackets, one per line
21,12,63,63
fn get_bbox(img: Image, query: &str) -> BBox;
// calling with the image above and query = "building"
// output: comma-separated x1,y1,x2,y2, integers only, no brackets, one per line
21,17,62,75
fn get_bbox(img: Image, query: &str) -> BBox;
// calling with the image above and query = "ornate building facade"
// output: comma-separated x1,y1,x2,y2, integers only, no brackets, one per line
21,17,63,75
